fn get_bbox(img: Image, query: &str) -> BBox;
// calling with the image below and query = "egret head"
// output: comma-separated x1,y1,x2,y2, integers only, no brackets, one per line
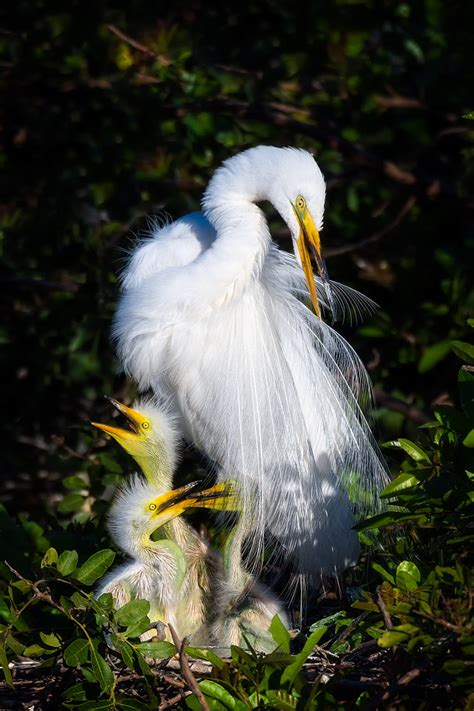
108,476,239,558
204,145,330,319
91,398,179,486
265,147,329,320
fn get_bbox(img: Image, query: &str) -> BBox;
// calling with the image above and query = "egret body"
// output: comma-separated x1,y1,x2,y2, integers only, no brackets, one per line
113,146,389,583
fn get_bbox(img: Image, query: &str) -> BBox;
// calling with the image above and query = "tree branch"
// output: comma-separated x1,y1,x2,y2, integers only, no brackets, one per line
376,586,393,630
168,624,210,711
374,389,431,425
106,24,171,65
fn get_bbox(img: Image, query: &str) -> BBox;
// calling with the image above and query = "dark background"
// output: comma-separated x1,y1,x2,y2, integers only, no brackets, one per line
2,0,473,520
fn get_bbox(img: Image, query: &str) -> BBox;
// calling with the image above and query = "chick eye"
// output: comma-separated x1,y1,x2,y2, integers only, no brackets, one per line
296,195,306,211
142,422,150,430
148,503,157,511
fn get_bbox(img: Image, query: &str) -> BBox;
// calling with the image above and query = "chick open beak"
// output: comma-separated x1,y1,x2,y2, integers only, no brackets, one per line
91,397,147,444
149,481,240,526
293,204,335,322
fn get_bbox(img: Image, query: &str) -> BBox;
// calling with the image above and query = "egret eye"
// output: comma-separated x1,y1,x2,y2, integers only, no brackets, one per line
295,195,306,211
142,422,150,430
148,503,157,511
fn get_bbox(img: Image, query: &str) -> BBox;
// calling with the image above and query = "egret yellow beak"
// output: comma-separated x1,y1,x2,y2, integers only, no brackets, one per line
148,480,241,526
91,397,148,447
292,202,333,321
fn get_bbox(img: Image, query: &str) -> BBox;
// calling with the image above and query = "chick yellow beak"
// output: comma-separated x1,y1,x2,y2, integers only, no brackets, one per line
292,202,334,321
148,480,240,526
91,397,148,445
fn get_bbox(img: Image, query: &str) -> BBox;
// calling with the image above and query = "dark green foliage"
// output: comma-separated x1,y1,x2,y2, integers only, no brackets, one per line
1,1,474,708
1,348,472,707
0,542,176,707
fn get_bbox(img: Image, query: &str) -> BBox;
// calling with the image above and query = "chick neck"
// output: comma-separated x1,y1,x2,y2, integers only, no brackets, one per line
135,444,202,554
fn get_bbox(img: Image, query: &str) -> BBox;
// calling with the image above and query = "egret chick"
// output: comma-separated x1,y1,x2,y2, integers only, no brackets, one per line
211,513,289,653
93,399,287,651
93,401,237,641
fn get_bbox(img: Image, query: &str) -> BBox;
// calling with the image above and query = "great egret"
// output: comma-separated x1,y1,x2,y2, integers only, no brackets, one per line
93,401,236,642
113,146,389,585
93,399,288,651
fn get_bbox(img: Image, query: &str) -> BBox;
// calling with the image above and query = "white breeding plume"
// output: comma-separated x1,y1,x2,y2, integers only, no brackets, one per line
113,146,389,583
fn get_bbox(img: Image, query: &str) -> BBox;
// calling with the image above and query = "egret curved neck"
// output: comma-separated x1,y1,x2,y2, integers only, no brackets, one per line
202,156,273,292
200,202,271,294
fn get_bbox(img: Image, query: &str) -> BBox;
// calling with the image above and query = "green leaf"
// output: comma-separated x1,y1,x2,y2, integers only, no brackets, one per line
64,638,89,666
57,494,85,513
309,611,349,632
41,547,58,568
63,475,88,490
355,511,422,531
0,596,13,625
71,591,90,609
198,679,248,710
269,614,291,653
62,682,87,702
0,644,13,689
97,452,123,473
352,600,380,612
372,563,395,585
380,472,420,498
281,626,327,686
383,438,431,463
396,561,421,591
418,340,451,372
120,644,135,671
40,632,61,648
115,599,150,627
378,624,419,648
76,550,115,585
463,429,474,447
57,549,78,576
90,639,114,694
5,635,25,655
443,659,467,675
11,580,30,594
94,592,114,614
452,340,474,364
123,618,151,639
185,645,224,669
23,644,49,657
135,640,176,659
185,697,202,711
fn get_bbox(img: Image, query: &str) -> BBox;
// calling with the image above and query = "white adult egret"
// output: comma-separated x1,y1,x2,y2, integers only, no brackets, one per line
113,146,388,586
93,401,236,641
